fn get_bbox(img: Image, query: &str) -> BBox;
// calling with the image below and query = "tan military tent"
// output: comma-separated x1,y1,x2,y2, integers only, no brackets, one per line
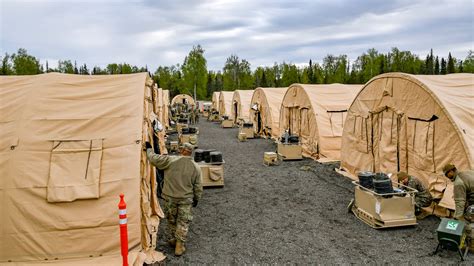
162,89,170,129
280,83,362,161
212,91,221,112
231,90,254,123
196,101,212,112
340,73,474,210
171,93,195,106
219,91,234,116
0,73,165,264
249,87,287,139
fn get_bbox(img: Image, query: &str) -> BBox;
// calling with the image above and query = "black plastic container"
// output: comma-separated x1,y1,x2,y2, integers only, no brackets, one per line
243,122,253,128
358,171,375,189
181,127,190,134
288,135,299,143
373,173,394,195
194,149,204,162
210,151,223,163
188,127,197,134
202,149,215,163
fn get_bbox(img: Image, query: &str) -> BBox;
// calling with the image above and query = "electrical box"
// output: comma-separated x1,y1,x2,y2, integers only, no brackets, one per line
277,142,302,160
199,163,224,187
238,132,247,142
240,127,254,139
180,134,198,146
263,152,278,166
221,120,233,128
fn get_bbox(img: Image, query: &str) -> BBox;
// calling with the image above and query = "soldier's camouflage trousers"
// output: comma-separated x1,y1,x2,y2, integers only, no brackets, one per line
163,199,193,242
415,195,432,208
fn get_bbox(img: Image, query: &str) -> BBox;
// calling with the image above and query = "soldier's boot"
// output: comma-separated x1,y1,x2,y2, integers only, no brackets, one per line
168,239,176,247
175,240,186,256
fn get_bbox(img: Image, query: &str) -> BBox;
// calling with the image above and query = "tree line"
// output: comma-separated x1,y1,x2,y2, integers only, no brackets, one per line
1,47,473,100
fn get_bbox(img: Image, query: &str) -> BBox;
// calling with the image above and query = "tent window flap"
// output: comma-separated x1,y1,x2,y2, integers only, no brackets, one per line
409,118,436,171
47,139,103,203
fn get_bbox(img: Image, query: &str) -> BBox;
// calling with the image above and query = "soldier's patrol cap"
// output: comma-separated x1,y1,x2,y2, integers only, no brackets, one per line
442,163,456,175
182,142,194,151
397,171,409,181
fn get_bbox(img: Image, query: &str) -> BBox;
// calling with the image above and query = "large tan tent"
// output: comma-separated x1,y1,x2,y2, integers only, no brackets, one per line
162,89,170,129
171,93,195,106
340,73,474,210
212,91,221,112
231,90,254,123
280,83,362,161
0,73,165,264
249,87,287,139
219,91,234,116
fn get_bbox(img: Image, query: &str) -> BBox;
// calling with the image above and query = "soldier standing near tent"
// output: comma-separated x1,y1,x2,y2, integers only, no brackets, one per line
443,164,474,221
194,107,200,124
190,108,196,125
145,142,202,256
397,172,433,215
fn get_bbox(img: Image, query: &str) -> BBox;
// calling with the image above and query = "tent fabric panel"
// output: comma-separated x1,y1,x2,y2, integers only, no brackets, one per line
231,90,254,123
162,89,170,129
219,91,234,116
249,87,287,139
340,73,474,211
0,73,164,263
212,91,221,112
280,83,362,160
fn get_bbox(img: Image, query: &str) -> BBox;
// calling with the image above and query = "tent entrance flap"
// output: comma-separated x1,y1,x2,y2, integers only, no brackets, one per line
257,111,262,134
371,107,405,173
408,116,437,172
287,107,301,136
234,101,238,122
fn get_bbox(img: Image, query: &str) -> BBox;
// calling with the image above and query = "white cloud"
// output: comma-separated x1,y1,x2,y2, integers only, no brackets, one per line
1,0,472,71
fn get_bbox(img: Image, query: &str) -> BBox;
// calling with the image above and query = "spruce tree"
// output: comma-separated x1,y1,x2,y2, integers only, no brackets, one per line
261,71,267,87
447,52,455,73
440,58,447,74
434,56,440,74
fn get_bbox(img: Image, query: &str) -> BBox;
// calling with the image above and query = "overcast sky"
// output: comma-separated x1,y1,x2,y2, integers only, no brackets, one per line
1,0,472,71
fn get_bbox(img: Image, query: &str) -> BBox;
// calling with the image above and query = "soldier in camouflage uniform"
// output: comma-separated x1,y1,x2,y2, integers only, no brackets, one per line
397,172,433,215
190,108,196,125
443,164,474,221
146,142,202,256
195,108,200,124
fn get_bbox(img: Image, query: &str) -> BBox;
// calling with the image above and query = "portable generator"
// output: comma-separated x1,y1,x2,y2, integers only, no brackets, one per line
434,218,469,260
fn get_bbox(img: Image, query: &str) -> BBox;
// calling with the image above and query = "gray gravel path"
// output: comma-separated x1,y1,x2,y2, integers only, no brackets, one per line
156,120,471,264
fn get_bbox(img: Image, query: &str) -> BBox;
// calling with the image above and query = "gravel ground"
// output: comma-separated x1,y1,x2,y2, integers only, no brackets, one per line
155,120,472,264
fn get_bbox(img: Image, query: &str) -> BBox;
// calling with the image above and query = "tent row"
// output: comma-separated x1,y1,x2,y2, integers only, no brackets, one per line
213,85,363,161
0,73,167,264
212,73,473,211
